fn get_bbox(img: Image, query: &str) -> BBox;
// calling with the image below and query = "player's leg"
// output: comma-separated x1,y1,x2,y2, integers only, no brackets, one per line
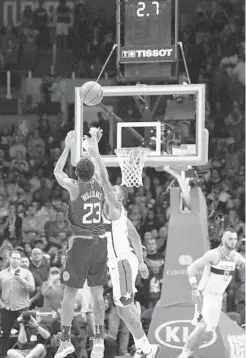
55,237,93,358
178,322,207,358
178,293,222,358
90,285,105,330
112,255,160,358
60,286,79,340
87,236,108,358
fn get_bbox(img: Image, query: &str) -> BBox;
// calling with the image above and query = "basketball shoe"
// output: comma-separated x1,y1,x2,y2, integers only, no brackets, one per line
91,337,105,358
55,340,75,358
133,344,161,358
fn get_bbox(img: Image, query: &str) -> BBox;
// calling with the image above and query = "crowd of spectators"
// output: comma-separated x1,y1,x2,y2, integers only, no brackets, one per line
0,0,245,356
0,0,115,79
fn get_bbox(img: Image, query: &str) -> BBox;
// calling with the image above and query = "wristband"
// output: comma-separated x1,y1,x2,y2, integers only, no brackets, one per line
189,277,197,285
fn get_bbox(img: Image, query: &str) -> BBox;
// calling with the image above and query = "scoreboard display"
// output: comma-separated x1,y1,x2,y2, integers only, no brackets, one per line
118,0,178,80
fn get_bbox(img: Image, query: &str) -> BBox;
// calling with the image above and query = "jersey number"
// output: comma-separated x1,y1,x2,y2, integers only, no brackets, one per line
83,203,101,224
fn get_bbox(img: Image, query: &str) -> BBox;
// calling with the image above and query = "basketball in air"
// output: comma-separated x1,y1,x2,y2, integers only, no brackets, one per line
80,81,104,106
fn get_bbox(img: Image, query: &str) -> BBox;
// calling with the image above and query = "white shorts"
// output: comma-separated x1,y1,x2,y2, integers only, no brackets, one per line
201,292,223,331
56,23,69,36
108,252,139,307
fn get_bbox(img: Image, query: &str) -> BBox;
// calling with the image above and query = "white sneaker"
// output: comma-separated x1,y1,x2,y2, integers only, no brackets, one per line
91,337,105,358
133,344,161,358
54,340,75,358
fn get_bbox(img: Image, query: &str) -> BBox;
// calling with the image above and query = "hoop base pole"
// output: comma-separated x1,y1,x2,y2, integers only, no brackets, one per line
162,165,192,210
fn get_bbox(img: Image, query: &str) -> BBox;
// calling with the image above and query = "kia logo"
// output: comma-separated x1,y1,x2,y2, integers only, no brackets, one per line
155,320,217,349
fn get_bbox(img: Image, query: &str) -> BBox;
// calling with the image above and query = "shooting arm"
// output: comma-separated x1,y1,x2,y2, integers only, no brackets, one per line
53,146,72,189
187,250,218,289
127,219,144,265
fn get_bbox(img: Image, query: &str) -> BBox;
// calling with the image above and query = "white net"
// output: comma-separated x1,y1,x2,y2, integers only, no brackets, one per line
115,147,150,187
228,335,246,358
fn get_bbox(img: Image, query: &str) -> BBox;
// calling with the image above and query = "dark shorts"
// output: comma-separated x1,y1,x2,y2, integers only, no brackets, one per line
61,236,107,289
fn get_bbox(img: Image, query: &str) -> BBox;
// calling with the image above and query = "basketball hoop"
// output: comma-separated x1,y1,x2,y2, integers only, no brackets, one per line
228,335,246,358
115,147,150,187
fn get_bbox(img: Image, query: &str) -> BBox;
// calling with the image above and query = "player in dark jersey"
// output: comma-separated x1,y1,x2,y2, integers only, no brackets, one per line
53,131,107,358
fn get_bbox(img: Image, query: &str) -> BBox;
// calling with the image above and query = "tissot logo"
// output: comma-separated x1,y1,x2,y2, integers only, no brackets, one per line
155,320,217,349
122,48,173,59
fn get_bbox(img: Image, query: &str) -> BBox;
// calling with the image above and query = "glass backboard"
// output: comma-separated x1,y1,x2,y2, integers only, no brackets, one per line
72,84,208,168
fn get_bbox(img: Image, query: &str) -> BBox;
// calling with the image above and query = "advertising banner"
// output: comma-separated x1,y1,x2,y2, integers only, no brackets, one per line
120,46,176,63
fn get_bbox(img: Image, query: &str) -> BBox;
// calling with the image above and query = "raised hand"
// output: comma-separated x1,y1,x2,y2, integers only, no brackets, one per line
89,127,103,142
65,130,75,148
88,128,103,158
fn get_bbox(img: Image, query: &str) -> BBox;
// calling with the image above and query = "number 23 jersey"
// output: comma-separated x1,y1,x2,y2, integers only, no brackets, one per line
68,179,105,237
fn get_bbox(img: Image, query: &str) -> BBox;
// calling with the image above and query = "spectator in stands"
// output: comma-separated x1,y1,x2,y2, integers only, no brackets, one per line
33,178,52,206
1,26,19,90
145,238,164,273
33,0,50,50
27,129,46,161
5,202,22,244
56,0,72,48
50,76,66,115
30,168,52,193
23,243,33,257
44,210,69,247
42,266,64,311
0,250,35,358
22,5,33,27
88,26,103,77
20,25,39,71
99,31,115,77
39,75,52,116
142,210,158,232
29,248,50,308
148,265,163,309
9,135,27,160
10,150,30,182
73,0,90,65
22,202,43,242
156,226,168,252
20,255,30,269
7,314,51,358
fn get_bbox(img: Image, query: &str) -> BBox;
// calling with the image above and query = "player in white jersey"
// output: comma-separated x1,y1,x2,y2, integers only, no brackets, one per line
89,128,161,358
178,228,246,358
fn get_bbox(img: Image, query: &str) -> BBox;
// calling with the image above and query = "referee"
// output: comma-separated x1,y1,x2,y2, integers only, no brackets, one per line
0,250,35,358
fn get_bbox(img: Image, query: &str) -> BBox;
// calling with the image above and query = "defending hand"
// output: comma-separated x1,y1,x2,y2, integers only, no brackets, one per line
89,127,103,142
88,128,102,158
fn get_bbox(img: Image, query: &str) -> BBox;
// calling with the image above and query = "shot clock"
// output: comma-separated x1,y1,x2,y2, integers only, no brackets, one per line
133,1,164,17
117,0,178,80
